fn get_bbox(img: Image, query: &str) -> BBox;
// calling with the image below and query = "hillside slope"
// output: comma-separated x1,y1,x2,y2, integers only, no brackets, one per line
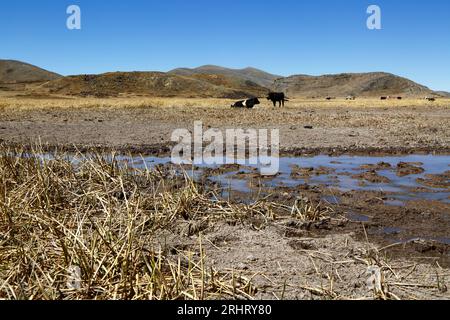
0,60,61,84
435,91,450,98
272,72,435,98
169,65,281,88
38,71,267,98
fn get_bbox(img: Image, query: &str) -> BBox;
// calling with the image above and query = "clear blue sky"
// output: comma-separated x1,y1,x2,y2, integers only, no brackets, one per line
1,0,449,90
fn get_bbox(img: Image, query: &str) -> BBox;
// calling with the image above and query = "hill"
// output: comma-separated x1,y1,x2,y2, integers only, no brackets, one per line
5,60,444,99
0,60,61,84
272,72,435,98
38,71,267,98
435,91,450,98
169,65,281,88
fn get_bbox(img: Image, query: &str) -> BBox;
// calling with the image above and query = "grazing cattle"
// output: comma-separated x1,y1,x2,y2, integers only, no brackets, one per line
397,97,403,100
326,97,335,101
346,96,356,101
425,97,436,102
231,97,260,109
380,96,387,100
267,92,288,107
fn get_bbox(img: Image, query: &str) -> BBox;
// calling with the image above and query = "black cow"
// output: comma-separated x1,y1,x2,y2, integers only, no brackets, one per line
231,97,260,109
380,96,387,100
267,92,288,107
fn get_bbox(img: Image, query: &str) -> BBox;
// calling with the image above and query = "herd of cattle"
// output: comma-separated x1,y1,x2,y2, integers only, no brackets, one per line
231,93,438,108
231,92,288,109
379,96,436,101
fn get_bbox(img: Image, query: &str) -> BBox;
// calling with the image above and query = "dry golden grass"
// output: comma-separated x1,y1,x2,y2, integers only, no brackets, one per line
0,95,449,112
0,96,233,111
0,144,333,300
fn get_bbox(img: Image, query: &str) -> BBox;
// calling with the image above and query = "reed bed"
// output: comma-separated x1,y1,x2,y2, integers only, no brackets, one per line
0,145,321,300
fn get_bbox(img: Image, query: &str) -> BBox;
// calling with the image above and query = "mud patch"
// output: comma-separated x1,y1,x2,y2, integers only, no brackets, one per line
417,171,450,189
352,171,391,184
397,162,425,177
290,165,336,179
360,162,392,171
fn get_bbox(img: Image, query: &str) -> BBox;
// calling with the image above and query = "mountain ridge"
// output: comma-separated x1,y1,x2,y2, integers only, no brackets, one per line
1,59,445,98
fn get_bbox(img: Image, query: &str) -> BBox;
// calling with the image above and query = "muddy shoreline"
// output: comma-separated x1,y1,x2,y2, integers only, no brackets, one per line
1,141,449,158
0,98,449,156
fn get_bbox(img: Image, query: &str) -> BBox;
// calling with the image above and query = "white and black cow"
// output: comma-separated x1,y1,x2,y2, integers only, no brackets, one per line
231,97,260,109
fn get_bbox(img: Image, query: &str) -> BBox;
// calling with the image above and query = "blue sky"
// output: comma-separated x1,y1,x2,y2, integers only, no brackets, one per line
1,0,449,90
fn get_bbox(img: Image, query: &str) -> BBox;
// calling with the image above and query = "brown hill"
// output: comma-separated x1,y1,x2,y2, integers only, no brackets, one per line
169,65,281,88
6,60,443,99
435,91,450,98
272,72,435,98
38,71,267,98
0,60,61,84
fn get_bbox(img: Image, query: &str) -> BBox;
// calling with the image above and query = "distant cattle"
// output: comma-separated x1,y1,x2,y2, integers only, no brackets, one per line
231,97,260,109
326,97,335,101
346,96,356,100
425,97,436,102
267,92,288,107
380,96,403,100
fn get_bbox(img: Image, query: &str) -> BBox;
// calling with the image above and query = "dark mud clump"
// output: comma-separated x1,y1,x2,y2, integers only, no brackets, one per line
203,164,257,176
359,162,392,171
396,162,425,177
417,171,450,189
290,165,336,179
352,170,391,184
230,170,280,180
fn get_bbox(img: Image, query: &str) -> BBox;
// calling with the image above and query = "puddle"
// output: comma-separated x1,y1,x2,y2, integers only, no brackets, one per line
382,227,403,235
16,152,450,249
399,237,450,246
22,153,450,205
394,192,450,203
346,212,371,222
368,227,404,237
193,154,449,205
434,238,450,245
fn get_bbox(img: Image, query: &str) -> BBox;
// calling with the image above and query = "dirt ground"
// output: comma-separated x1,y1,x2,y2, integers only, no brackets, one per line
0,95,449,155
157,222,450,300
